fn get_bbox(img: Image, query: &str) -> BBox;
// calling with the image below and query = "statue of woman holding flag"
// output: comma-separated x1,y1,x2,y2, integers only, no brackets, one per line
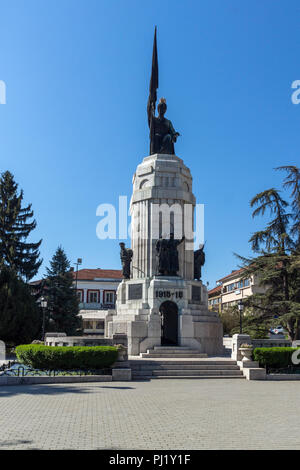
147,28,180,155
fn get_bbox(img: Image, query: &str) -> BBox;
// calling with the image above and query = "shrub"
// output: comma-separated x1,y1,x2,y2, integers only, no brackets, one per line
253,347,300,369
15,344,118,370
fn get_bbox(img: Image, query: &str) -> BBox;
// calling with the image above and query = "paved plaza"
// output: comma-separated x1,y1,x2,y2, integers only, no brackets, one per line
1,379,300,450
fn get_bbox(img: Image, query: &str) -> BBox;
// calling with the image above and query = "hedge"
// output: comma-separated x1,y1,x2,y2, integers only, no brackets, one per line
15,344,118,370
253,347,300,369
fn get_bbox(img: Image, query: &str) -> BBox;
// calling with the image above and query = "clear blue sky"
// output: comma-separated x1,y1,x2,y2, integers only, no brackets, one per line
0,0,299,287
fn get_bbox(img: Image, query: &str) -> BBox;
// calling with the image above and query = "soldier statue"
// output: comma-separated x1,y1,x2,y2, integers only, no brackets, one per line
148,98,180,155
156,234,185,276
168,233,185,275
119,242,133,279
155,236,169,275
194,244,205,281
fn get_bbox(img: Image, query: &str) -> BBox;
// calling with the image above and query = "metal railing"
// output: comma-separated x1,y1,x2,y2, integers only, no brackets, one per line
0,362,112,377
79,302,115,310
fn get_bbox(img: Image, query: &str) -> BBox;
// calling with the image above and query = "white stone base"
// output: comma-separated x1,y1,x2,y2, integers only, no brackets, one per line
108,277,223,356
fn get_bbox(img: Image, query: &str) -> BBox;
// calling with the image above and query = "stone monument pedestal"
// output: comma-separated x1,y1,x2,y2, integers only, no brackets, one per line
108,276,223,356
108,153,223,356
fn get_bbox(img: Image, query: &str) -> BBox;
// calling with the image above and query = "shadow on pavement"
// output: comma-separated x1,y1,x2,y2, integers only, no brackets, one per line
100,386,135,390
0,439,33,448
0,384,103,397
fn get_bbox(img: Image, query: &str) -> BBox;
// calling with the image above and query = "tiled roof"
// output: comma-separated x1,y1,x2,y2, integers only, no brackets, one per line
216,268,245,283
30,268,123,285
208,285,222,296
73,269,123,280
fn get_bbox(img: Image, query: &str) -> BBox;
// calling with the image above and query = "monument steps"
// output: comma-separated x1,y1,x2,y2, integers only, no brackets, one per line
130,363,240,371
130,347,244,380
141,353,208,358
144,375,245,380
151,369,243,377
130,359,238,366
141,347,208,358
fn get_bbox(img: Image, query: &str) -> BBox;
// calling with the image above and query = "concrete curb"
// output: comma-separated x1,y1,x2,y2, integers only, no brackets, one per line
266,374,300,381
0,375,113,386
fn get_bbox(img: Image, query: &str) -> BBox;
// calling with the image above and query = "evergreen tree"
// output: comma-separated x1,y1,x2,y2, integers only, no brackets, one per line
236,168,300,340
276,166,300,247
0,171,42,281
45,247,81,334
0,266,41,344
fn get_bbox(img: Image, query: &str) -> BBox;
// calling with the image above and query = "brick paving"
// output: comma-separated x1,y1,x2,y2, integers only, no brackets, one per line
0,379,300,449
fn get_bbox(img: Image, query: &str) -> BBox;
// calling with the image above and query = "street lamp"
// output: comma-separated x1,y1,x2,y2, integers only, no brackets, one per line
74,258,82,291
38,296,48,341
238,300,244,334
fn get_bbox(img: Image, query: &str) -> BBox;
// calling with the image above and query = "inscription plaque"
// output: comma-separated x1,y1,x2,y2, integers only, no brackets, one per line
128,283,143,300
192,285,201,302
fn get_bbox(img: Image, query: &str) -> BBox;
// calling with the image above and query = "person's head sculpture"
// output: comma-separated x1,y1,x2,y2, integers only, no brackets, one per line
157,97,167,117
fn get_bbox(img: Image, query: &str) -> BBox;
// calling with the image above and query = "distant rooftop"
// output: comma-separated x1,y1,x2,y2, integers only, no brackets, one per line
30,268,123,285
208,285,222,296
73,268,123,281
216,268,245,284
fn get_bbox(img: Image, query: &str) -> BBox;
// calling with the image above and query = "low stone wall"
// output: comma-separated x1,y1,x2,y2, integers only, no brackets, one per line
252,339,291,348
45,334,128,349
224,336,291,352
266,374,300,381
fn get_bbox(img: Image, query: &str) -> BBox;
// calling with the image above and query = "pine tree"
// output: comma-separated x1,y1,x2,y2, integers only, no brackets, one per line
45,247,81,334
0,171,42,281
236,169,300,340
0,266,41,344
276,166,300,247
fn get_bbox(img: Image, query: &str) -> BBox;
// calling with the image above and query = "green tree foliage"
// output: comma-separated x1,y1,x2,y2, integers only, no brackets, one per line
219,305,240,336
0,267,41,344
277,166,300,246
221,304,269,338
236,166,300,341
45,247,81,335
0,171,42,281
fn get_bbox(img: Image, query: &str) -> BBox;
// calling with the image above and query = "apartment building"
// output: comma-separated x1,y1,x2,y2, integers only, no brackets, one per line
31,268,123,335
208,268,266,311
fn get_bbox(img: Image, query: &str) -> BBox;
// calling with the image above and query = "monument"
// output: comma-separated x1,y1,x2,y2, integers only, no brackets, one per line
108,28,223,356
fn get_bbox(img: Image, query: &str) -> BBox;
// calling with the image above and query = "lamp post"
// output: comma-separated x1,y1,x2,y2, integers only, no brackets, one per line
39,296,48,341
238,300,244,334
74,258,82,292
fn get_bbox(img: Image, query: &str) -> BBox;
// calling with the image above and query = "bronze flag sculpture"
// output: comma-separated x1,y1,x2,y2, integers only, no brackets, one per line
147,28,180,155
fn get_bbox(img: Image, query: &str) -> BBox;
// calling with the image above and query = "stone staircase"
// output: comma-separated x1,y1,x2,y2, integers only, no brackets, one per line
130,346,244,380
140,346,208,358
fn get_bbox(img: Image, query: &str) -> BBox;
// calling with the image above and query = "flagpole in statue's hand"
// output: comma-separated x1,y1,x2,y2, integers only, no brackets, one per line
147,26,159,154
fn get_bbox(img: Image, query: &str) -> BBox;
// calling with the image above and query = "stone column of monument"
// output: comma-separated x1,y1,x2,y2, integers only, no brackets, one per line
107,28,223,356
130,154,195,280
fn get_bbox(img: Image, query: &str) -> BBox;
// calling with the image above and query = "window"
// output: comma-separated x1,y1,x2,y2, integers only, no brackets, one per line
77,290,83,302
104,291,115,304
227,283,235,292
88,291,99,303
83,321,93,329
244,279,250,287
96,321,104,330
